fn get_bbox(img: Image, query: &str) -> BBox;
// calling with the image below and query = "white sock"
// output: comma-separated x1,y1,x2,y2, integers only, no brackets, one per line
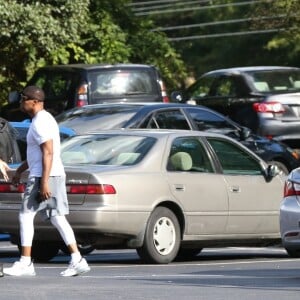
20,256,31,265
71,251,82,264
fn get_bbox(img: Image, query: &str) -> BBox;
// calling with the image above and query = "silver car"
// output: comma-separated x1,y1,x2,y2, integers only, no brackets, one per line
280,168,300,257
0,130,284,263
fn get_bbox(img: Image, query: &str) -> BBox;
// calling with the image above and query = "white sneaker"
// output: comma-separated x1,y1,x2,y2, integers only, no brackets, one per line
3,261,36,276
60,258,90,277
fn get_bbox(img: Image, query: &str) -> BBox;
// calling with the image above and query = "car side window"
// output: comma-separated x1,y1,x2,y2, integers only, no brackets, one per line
141,110,190,130
214,77,237,97
186,108,236,131
207,138,262,175
167,137,214,173
188,76,214,98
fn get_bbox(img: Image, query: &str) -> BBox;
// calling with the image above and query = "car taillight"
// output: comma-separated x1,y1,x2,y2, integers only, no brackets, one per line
66,184,116,195
253,102,285,113
0,183,26,193
76,83,88,107
284,180,300,197
159,80,169,103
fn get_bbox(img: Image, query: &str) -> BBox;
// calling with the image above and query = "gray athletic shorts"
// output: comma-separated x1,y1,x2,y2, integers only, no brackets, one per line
21,176,69,220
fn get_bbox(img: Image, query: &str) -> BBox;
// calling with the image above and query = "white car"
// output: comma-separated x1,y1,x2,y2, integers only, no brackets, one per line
280,168,300,257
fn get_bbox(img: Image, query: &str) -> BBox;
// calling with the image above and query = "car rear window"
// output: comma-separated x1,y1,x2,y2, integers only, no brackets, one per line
56,105,143,130
88,69,158,103
247,70,300,93
61,134,156,165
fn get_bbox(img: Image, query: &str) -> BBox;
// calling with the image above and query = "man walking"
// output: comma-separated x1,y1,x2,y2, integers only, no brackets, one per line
4,86,90,277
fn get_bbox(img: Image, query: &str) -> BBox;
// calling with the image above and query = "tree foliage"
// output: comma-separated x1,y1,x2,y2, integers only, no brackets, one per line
0,0,187,105
250,0,300,64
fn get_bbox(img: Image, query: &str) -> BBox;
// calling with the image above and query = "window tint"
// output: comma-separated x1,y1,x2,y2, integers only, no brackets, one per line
167,137,213,173
186,108,236,131
188,76,214,98
207,138,262,175
141,110,190,130
29,71,78,100
214,77,237,97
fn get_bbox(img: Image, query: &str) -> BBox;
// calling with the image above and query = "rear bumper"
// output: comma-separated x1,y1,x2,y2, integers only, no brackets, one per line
280,197,300,249
0,208,149,240
259,117,300,144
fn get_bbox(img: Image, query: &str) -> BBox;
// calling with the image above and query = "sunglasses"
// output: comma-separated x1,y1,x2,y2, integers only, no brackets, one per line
20,93,32,102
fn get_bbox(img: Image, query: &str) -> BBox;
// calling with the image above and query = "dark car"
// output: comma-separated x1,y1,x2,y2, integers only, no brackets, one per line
56,103,300,174
171,66,300,151
1,63,169,121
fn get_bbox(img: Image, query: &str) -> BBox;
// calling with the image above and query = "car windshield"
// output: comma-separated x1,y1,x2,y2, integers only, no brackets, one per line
246,69,300,93
56,105,142,130
89,69,157,103
60,134,156,165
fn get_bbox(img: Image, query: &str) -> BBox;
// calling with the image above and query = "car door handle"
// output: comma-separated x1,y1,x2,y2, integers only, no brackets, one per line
230,186,241,193
174,184,185,191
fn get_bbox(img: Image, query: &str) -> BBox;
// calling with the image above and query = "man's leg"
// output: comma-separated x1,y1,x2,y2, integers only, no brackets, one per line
50,215,90,276
3,212,36,276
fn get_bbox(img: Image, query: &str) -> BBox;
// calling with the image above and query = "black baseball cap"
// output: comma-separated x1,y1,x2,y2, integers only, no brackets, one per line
21,86,45,102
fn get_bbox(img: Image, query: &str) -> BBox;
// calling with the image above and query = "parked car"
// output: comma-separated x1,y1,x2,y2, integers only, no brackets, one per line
0,129,284,263
280,167,300,257
171,66,300,151
56,102,300,175
1,63,169,121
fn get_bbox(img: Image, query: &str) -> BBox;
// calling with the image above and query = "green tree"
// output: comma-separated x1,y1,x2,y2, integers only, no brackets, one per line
0,0,186,105
250,0,300,65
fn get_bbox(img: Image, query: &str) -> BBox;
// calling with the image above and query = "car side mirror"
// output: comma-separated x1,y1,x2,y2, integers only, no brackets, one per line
8,91,20,103
239,126,251,140
170,91,183,103
265,164,281,181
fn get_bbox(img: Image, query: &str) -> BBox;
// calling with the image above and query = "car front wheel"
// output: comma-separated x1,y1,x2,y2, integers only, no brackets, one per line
137,206,181,264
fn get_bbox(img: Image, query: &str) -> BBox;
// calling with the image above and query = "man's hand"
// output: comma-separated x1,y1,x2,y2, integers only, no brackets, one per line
0,159,11,182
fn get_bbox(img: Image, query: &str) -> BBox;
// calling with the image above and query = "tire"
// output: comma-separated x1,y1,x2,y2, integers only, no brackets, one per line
18,241,60,262
136,207,181,264
268,161,289,176
176,247,202,259
286,248,300,258
60,243,95,255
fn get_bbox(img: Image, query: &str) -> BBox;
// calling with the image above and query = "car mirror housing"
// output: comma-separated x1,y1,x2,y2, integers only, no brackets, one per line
239,126,251,140
265,164,281,181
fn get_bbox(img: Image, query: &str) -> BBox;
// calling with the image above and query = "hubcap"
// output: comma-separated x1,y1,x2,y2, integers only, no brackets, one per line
153,216,176,256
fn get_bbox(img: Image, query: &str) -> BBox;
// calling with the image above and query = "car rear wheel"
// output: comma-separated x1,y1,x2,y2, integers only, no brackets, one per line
60,243,95,255
18,241,60,262
136,207,181,264
268,160,289,175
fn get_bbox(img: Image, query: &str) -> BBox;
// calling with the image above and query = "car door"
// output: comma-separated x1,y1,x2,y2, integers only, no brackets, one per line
207,137,283,235
165,136,229,235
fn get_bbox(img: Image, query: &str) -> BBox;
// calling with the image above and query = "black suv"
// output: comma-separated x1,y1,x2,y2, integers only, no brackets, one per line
172,66,300,151
1,63,169,121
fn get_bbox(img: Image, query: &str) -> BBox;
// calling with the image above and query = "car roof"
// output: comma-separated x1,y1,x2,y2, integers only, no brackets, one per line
203,66,300,76
59,102,206,110
37,63,157,71
84,128,234,140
